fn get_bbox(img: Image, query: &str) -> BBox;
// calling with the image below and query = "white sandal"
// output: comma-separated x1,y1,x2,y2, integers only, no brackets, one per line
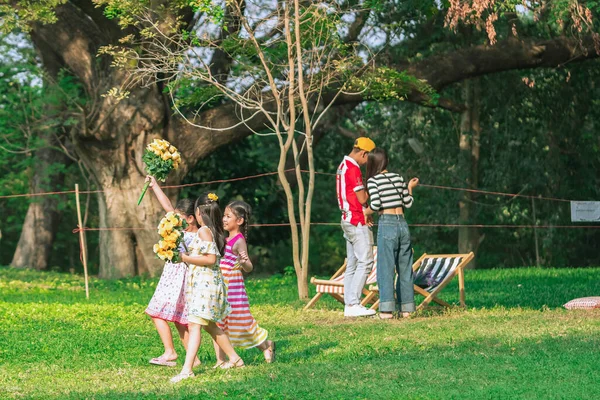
221,358,245,369
170,371,194,383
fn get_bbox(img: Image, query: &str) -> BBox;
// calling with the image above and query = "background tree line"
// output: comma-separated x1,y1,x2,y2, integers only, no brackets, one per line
0,1,599,278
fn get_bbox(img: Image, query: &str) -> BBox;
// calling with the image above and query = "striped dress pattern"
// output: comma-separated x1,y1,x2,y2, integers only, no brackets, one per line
218,233,268,349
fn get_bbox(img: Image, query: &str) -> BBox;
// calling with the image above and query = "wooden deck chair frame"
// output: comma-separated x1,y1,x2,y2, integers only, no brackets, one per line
368,251,474,311
304,248,378,310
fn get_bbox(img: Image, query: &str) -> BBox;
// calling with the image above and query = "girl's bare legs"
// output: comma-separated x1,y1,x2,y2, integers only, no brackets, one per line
175,322,201,367
256,339,276,363
151,318,177,360
204,323,243,366
179,323,202,375
212,338,228,367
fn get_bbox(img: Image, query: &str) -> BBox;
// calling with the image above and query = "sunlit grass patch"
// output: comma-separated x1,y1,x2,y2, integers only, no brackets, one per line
1,266,600,399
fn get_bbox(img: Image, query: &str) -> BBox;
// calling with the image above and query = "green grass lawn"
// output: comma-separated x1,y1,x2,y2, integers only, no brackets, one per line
1,266,600,399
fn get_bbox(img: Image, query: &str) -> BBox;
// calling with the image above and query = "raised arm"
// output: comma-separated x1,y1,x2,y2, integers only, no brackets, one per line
403,177,419,208
146,175,175,213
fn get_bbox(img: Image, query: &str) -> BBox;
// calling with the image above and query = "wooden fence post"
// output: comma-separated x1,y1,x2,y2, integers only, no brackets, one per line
75,184,90,299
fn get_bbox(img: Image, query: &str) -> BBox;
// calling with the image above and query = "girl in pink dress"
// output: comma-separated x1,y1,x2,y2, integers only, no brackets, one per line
144,175,200,368
213,200,275,367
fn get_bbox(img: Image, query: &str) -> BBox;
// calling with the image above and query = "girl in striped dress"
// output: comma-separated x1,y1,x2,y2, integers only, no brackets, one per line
213,200,275,367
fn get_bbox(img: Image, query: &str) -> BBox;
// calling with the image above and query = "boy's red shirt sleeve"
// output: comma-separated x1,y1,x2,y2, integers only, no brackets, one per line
346,165,364,192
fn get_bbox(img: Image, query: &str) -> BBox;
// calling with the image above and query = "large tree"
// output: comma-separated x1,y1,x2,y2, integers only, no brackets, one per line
2,0,599,278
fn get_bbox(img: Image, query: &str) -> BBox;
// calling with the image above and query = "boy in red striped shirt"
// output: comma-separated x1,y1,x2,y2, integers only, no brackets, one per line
336,137,377,317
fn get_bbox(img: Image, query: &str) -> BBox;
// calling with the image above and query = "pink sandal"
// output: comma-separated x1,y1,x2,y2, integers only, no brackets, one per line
149,356,177,367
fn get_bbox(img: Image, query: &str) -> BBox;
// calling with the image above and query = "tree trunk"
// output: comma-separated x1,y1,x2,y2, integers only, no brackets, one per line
11,146,71,270
74,85,174,278
458,79,482,269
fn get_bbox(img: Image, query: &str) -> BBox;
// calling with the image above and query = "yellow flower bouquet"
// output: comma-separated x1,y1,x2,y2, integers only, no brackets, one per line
137,139,182,205
153,211,188,262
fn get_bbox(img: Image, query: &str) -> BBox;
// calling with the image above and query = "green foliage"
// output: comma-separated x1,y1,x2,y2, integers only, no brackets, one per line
186,0,223,22
0,34,94,270
168,79,224,110
94,0,150,26
350,67,439,105
1,267,600,398
142,151,175,182
0,0,68,33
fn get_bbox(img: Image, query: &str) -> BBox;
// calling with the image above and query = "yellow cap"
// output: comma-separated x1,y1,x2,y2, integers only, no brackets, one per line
354,137,376,152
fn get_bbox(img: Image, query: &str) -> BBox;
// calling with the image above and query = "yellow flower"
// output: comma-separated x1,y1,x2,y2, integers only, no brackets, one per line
166,232,179,243
208,193,219,201
165,211,175,219
158,139,170,150
161,152,172,161
166,250,174,259
153,244,160,253
172,161,180,170
169,146,176,153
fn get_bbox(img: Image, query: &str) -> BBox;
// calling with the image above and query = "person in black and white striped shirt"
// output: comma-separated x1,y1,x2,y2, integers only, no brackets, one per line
367,172,414,212
364,148,419,319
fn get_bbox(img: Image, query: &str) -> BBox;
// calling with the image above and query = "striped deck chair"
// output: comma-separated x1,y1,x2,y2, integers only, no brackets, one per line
303,247,379,310
368,252,474,311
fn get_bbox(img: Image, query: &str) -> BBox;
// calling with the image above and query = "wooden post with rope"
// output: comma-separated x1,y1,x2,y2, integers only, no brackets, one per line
75,184,90,299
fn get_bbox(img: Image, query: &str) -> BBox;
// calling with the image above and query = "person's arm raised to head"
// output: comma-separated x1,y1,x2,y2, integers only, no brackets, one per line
181,228,217,266
146,175,175,213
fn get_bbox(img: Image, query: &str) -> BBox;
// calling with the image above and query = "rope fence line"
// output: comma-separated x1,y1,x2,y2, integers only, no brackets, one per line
72,223,600,233
0,168,591,203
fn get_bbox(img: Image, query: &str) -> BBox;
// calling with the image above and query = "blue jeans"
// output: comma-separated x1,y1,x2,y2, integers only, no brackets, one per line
341,221,374,306
377,214,415,313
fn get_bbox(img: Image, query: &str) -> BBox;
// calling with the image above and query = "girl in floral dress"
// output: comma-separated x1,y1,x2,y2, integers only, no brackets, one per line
144,176,201,367
170,192,244,383
213,200,275,367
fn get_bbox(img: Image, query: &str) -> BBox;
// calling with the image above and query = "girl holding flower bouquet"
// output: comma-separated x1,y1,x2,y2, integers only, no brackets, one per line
171,192,244,383
144,176,201,368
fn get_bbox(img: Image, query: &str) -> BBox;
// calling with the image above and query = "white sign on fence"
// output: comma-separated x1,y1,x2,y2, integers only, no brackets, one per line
571,201,600,222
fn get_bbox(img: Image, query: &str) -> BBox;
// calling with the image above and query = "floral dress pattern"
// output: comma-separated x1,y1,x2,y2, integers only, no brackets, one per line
185,227,231,324
145,231,195,325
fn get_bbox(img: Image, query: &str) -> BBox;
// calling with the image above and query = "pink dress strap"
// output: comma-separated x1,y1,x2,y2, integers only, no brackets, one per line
227,233,245,247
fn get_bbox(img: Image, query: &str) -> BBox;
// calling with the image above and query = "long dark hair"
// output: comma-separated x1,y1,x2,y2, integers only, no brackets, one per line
366,147,388,181
174,198,198,227
194,192,225,255
226,200,252,240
